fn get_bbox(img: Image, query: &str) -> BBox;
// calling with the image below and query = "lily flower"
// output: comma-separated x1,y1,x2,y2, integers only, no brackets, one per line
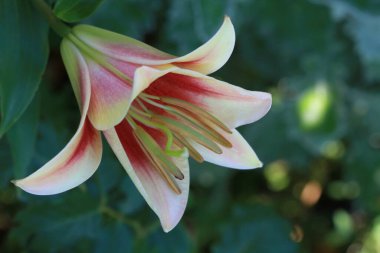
13,17,272,232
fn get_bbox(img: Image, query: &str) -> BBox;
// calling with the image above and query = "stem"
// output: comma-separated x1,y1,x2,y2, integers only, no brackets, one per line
32,0,71,37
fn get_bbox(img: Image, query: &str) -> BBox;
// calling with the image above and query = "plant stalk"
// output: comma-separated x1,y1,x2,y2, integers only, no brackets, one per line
32,0,71,37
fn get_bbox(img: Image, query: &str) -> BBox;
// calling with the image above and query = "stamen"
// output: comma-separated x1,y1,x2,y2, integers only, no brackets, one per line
134,126,185,180
161,97,233,134
126,115,137,129
139,95,232,148
152,115,223,154
127,93,238,194
141,93,160,100
130,106,151,118
133,129,182,195
129,109,185,157
174,135,204,163
135,97,150,113
165,106,232,148
140,95,170,111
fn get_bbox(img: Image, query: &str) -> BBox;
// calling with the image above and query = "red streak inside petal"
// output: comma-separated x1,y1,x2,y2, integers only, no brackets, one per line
115,120,166,170
145,73,221,105
115,120,150,171
32,118,99,181
64,118,98,167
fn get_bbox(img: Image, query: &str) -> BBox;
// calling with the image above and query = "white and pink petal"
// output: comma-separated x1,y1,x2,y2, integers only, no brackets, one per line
14,43,102,195
73,17,235,74
73,25,174,64
172,16,235,74
104,121,189,232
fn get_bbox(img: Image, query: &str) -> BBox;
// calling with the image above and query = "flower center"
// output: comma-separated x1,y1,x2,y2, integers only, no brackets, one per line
125,93,233,194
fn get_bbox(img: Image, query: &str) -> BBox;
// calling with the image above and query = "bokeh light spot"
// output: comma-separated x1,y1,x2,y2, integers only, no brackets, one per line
300,180,322,206
327,181,360,200
333,210,354,236
321,140,345,159
297,81,332,130
264,160,290,191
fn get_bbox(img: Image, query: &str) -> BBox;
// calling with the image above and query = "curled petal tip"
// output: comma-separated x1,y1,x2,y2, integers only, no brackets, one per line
173,15,235,74
251,159,263,169
257,92,273,118
189,129,262,170
223,15,232,24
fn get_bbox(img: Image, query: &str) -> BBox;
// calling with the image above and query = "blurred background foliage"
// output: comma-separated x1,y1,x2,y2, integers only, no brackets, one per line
0,0,380,252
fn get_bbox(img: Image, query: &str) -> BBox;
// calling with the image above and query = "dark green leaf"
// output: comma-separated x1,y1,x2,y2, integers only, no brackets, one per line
54,0,105,22
0,0,49,136
83,0,162,39
137,225,193,253
118,177,145,215
0,138,13,187
94,221,133,253
6,94,40,178
8,191,101,251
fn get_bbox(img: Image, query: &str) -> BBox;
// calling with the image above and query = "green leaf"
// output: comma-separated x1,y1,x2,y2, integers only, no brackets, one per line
54,0,105,22
8,191,101,251
8,188,136,252
0,0,49,136
137,225,193,253
118,177,145,215
6,94,40,179
94,221,133,253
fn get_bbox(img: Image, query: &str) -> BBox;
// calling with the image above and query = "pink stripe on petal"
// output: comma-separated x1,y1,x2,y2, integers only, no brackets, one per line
13,118,102,195
73,25,174,63
190,129,262,169
104,121,189,232
143,68,272,128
